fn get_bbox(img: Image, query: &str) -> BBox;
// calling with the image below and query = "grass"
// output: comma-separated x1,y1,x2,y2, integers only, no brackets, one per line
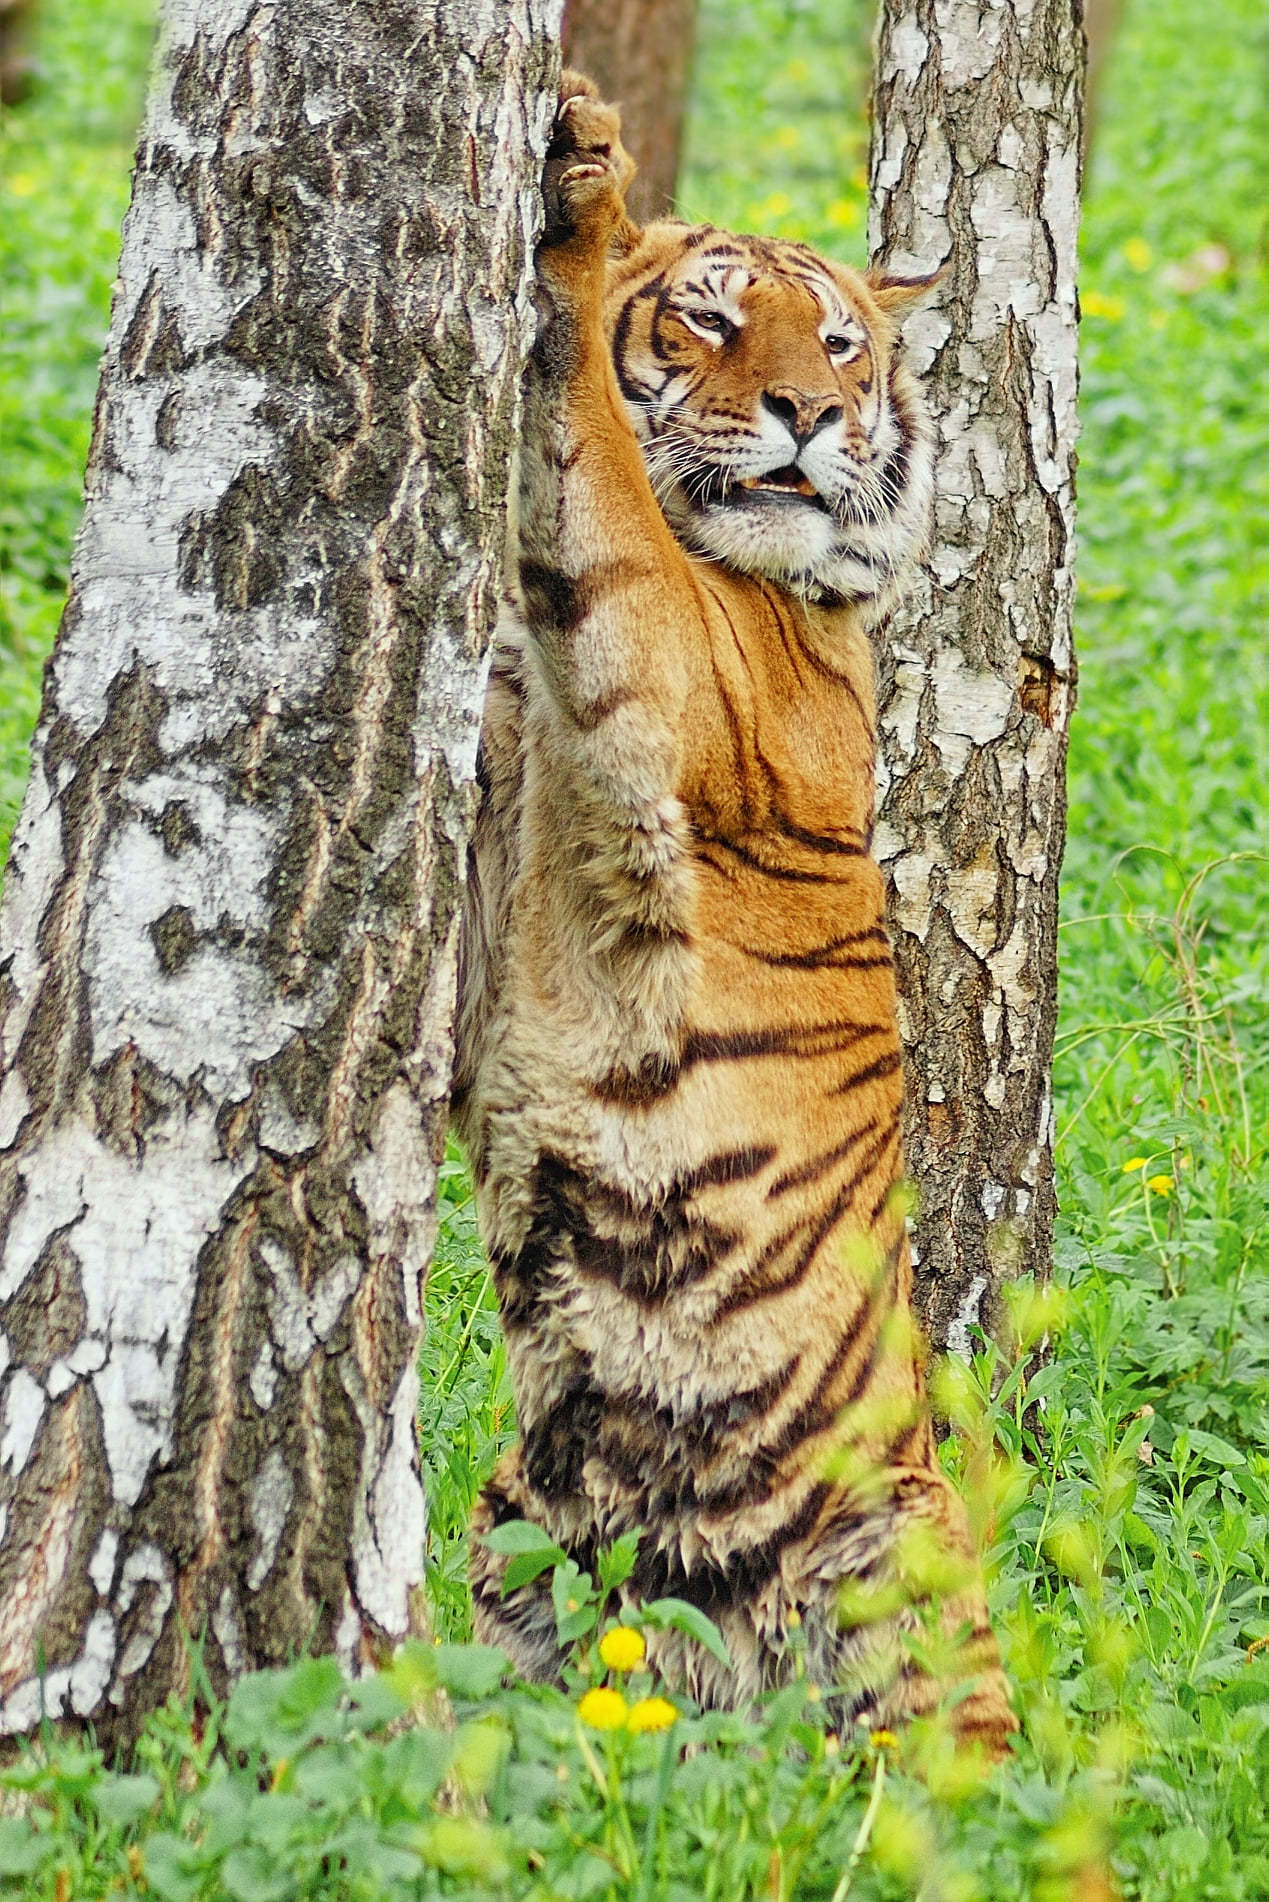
1,0,1266,1895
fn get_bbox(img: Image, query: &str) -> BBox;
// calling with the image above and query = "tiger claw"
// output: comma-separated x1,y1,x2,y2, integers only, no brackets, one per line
540,72,637,254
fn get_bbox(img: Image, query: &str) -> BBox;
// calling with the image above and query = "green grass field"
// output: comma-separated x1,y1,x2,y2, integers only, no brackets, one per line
0,0,1266,1895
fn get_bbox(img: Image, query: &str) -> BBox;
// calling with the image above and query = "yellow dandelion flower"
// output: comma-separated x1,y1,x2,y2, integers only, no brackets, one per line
1123,237,1152,272
626,1696,677,1734
1082,290,1125,320
1146,1174,1174,1196
1122,1158,1147,1173
870,1729,899,1752
598,1626,646,1673
825,198,861,230
578,1686,628,1731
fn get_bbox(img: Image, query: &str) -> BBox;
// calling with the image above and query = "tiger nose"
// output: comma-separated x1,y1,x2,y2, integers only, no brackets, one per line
762,387,843,445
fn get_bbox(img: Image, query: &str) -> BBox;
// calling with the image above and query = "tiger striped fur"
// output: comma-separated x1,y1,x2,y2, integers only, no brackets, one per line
451,74,1015,1755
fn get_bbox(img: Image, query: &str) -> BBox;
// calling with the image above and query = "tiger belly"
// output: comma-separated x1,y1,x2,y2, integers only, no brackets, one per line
467,876,954,1712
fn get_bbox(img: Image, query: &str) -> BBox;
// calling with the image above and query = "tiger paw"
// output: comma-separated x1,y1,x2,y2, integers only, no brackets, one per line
541,71,636,251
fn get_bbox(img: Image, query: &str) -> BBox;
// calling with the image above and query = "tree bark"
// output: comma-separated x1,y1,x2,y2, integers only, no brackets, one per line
563,0,698,221
867,1,1082,1354
0,0,561,1744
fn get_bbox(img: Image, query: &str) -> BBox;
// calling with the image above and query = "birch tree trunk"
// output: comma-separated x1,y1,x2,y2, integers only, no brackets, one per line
0,0,561,1744
563,0,698,220
868,0,1082,1353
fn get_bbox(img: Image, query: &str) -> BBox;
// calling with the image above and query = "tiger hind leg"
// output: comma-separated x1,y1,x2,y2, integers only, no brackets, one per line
814,1467,1017,1757
469,1446,570,1682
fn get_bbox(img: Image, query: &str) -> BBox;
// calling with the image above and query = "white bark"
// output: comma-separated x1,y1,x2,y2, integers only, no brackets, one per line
868,0,1082,1348
0,0,563,1742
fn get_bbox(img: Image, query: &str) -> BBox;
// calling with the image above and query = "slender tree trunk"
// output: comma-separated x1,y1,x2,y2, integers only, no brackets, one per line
867,1,1082,1353
0,0,561,1745
1082,0,1120,163
563,0,698,220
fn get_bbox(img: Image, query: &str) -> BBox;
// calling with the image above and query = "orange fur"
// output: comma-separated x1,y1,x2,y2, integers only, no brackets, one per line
453,74,1015,1756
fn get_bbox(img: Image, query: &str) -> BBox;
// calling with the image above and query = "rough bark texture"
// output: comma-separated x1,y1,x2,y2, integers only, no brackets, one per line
0,0,561,1743
563,0,698,221
868,0,1082,1352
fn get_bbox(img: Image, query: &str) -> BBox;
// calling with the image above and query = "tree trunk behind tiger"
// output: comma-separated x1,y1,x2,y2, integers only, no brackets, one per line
868,1,1083,1355
458,76,1015,1755
562,0,699,222
0,0,560,1747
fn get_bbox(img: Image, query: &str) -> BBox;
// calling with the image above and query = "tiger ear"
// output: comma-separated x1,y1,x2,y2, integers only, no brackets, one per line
864,266,945,313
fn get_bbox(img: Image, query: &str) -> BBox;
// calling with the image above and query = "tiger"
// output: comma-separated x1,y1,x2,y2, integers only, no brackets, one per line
450,72,1015,1755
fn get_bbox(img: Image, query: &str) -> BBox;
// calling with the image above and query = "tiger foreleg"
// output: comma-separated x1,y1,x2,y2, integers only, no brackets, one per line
516,81,703,924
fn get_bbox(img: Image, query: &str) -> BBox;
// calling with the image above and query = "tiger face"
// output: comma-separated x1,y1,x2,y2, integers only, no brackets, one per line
606,229,936,611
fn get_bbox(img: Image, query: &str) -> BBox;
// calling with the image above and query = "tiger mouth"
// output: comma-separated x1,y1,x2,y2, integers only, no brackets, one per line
716,466,831,512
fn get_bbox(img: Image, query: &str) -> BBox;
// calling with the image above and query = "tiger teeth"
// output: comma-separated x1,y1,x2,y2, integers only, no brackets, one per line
737,475,818,497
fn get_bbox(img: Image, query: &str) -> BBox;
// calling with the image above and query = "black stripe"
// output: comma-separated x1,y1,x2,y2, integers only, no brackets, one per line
703,643,752,819
683,1018,888,1065
863,1167,915,1227
595,1018,890,1100
693,833,856,884
692,1333,866,1515
767,1115,886,1198
769,588,876,734
519,560,584,632
874,362,915,510
571,685,636,732
618,915,690,952
754,947,892,972
705,1389,924,1546
569,1211,740,1302
631,1482,832,1612
677,1144,777,1191
498,1150,770,1313
594,1360,803,1501
716,1123,901,1317
742,924,892,970
522,1378,605,1499
768,814,866,857
612,279,666,401
831,1050,903,1096
590,1050,682,1106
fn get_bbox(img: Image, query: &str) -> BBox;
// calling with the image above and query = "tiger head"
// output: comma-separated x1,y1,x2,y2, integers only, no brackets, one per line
605,226,937,614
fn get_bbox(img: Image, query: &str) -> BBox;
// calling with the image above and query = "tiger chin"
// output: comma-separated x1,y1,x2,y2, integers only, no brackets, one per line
451,72,1016,1759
